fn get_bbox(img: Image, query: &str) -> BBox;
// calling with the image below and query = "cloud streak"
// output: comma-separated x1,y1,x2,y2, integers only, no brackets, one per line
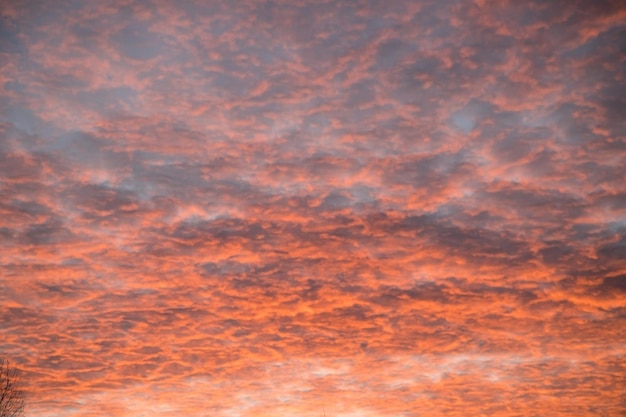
1,0,625,416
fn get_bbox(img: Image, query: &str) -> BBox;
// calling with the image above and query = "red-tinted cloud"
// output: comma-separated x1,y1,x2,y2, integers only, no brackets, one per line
1,0,625,416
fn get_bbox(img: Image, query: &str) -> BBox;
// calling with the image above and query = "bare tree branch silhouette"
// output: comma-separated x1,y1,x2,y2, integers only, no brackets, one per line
0,358,24,417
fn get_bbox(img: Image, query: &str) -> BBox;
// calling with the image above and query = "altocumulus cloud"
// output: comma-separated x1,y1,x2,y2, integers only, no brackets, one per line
1,0,625,416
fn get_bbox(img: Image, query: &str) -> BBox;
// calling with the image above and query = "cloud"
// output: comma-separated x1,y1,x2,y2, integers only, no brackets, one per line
1,0,625,416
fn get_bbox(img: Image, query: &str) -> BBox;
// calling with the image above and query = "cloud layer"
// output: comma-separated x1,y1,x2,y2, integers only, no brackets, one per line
1,0,625,416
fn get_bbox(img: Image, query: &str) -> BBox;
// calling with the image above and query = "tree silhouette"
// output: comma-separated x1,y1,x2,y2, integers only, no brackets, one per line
0,358,24,417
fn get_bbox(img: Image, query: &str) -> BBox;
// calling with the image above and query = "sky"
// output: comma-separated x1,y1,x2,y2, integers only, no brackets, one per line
0,0,625,416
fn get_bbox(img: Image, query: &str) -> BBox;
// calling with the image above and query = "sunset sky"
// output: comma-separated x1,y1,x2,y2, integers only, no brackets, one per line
1,0,625,416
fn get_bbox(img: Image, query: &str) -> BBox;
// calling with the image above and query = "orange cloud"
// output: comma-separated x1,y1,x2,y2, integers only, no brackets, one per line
1,0,625,416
